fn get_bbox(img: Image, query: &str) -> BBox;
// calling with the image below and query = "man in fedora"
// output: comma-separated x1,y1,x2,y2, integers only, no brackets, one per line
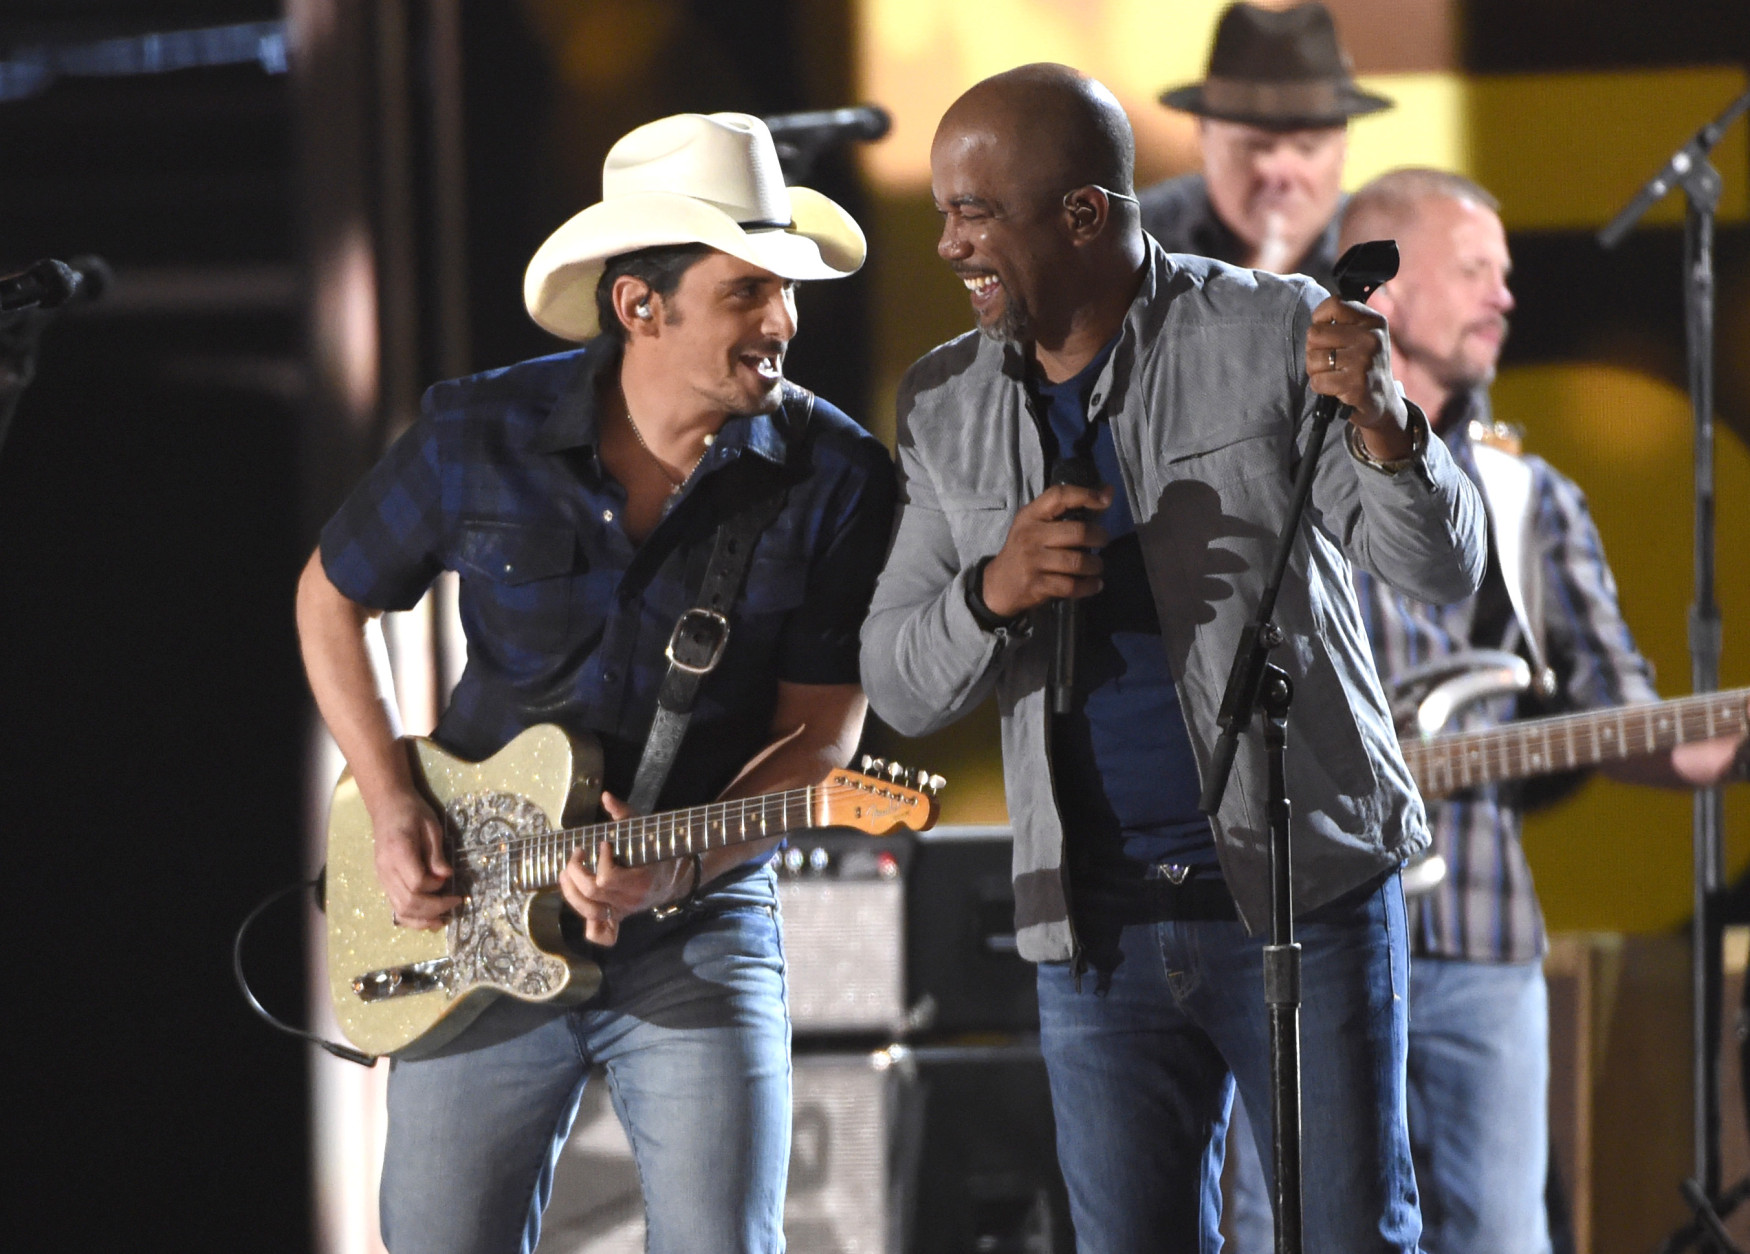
1139,1,1391,290
297,111,895,1253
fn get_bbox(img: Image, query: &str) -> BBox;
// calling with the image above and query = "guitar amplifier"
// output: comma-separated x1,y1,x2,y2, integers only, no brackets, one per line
779,825,1038,1039
778,832,913,1035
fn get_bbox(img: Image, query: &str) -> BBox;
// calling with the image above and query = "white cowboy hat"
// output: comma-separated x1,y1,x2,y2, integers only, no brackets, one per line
523,111,867,341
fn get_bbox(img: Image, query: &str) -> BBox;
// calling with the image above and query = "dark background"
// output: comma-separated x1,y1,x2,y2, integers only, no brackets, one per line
0,2,870,1247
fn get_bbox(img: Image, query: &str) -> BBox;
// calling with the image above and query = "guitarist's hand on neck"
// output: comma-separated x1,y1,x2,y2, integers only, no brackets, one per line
559,791,694,947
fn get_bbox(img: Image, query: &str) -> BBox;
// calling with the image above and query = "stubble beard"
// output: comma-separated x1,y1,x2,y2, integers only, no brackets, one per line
977,290,1033,345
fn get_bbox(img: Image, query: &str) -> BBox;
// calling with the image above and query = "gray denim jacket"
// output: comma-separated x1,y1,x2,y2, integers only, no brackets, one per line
861,246,1488,962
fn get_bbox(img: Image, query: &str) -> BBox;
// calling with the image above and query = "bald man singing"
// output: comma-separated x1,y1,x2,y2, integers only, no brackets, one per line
862,65,1487,1252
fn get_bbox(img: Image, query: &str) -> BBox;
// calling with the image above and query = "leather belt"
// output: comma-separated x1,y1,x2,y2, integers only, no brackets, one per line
1071,867,1239,924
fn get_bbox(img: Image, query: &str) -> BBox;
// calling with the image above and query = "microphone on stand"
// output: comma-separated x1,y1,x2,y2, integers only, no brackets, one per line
0,255,111,321
762,105,891,182
0,259,80,313
761,104,891,147
1,254,111,457
1049,454,1101,716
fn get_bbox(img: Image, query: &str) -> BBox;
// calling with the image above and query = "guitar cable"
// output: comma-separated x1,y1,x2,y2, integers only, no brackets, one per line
232,867,379,1068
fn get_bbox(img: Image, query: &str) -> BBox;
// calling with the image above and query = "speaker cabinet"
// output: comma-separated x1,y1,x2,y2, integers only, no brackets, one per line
533,1044,1069,1254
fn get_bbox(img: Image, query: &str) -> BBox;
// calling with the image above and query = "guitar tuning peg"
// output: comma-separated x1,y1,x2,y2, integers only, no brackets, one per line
861,755,887,775
925,773,946,796
887,761,905,783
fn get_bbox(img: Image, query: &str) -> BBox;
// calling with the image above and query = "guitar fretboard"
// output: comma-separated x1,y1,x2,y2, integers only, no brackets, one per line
510,786,818,891
1402,688,1747,800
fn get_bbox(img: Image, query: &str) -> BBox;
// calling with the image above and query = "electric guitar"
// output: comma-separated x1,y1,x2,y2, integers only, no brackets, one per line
325,723,942,1058
1402,686,1748,800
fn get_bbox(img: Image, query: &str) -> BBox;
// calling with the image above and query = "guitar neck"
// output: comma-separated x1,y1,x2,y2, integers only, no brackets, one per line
513,786,822,892
1403,688,1748,800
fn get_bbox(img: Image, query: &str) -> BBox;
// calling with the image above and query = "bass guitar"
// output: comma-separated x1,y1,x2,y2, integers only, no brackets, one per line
325,723,942,1058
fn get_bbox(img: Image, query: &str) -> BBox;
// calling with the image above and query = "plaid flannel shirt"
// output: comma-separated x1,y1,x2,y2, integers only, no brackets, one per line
1354,391,1657,962
320,338,896,811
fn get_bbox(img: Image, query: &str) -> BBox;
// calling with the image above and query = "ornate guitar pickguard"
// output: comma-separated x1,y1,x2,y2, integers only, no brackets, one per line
443,791,571,1000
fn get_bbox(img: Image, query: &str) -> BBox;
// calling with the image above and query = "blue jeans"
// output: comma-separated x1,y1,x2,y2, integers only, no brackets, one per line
379,868,790,1254
1225,956,1550,1254
1036,871,1419,1254
1406,957,1550,1254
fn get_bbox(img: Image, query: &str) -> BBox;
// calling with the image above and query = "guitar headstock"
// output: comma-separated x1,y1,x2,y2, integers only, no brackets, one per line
815,757,945,835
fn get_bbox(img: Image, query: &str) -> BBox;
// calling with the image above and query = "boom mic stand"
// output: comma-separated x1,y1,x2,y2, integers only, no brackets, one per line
1197,239,1399,1254
1600,87,1750,1254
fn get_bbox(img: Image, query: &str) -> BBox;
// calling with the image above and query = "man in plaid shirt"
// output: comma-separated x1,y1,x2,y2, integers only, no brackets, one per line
1226,166,1747,1254
296,113,893,1254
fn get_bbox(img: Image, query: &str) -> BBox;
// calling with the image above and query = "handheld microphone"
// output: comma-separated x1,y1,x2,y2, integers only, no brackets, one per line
761,105,891,148
1049,454,1102,716
1312,238,1401,423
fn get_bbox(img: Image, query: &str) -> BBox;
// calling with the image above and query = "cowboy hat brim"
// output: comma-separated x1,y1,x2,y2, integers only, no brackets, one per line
524,185,865,342
1158,79,1393,128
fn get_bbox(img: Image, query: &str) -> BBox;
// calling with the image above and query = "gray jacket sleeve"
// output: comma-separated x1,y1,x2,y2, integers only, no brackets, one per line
1296,289,1488,603
859,404,1011,739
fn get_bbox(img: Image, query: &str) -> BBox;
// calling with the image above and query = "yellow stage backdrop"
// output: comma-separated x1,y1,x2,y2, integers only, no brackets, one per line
849,0,1750,935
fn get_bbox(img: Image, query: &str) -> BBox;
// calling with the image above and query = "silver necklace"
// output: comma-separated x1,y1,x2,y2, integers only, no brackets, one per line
625,412,711,495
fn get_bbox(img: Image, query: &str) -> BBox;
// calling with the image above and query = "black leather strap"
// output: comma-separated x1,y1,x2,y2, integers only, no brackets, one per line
627,387,814,814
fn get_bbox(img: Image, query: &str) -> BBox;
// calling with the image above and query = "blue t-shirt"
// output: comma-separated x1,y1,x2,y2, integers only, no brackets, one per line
1031,340,1218,878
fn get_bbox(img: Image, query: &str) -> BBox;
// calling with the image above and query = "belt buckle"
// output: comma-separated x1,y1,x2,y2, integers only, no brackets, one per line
665,608,731,676
1160,863,1193,886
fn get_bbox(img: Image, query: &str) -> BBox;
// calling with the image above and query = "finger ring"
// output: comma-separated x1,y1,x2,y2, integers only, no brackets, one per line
1327,349,1339,370
603,905,614,924
391,910,401,926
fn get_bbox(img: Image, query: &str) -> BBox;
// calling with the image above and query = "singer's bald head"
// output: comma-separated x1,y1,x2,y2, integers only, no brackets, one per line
935,63,1136,197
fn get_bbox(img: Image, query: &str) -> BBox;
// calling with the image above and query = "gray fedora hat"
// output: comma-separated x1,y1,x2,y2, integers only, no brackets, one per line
1159,2,1393,129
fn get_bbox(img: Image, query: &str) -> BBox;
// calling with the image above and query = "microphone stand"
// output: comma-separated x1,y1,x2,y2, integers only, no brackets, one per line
1601,87,1750,1254
1197,239,1399,1254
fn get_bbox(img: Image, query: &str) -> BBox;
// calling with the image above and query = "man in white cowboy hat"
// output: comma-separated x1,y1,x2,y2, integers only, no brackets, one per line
296,111,894,1253
1139,1,1392,291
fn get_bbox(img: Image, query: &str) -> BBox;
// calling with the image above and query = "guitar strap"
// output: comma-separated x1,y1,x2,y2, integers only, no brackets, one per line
1469,438,1554,691
627,383,816,814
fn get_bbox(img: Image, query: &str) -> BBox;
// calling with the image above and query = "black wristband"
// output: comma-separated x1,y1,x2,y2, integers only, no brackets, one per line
965,555,1021,632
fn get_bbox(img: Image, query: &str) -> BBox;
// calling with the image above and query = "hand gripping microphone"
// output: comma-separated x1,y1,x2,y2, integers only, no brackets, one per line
1049,454,1102,716
1312,239,1401,425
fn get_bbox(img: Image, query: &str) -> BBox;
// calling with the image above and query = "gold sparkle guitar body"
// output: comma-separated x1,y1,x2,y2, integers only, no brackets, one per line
324,724,939,1059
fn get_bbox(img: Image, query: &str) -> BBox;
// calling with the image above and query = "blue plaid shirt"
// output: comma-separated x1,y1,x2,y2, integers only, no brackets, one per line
320,338,896,813
1355,391,1657,962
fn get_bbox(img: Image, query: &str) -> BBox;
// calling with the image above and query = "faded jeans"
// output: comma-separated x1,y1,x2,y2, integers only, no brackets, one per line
378,866,790,1254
